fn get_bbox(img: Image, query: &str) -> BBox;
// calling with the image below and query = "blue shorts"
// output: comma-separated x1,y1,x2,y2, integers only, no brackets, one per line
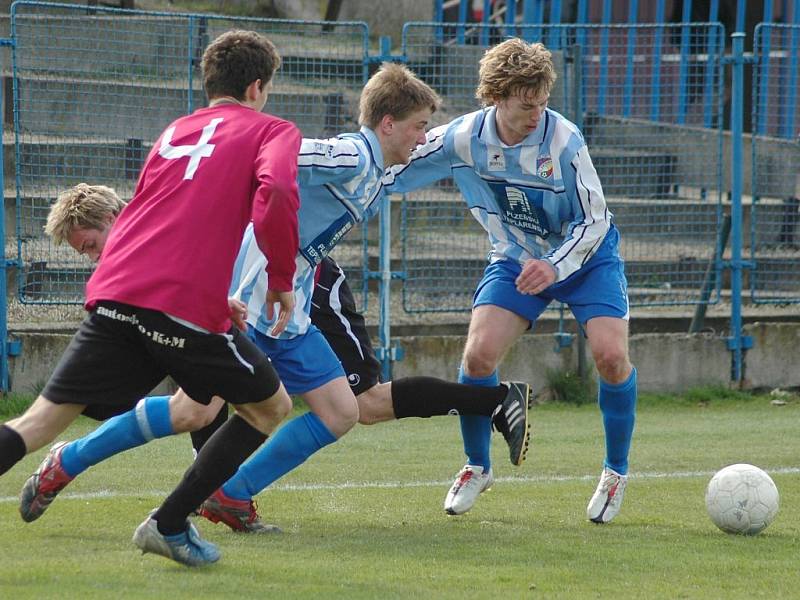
473,229,629,326
248,324,345,395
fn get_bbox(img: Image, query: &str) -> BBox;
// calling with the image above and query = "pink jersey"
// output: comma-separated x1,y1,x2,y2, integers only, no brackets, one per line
86,104,301,333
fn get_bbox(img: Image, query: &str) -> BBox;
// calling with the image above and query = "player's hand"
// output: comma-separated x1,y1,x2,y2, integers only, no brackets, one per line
266,289,295,336
515,259,557,295
228,297,248,331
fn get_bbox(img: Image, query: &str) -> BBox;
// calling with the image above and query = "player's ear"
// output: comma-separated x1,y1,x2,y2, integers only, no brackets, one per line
245,79,262,101
379,114,394,136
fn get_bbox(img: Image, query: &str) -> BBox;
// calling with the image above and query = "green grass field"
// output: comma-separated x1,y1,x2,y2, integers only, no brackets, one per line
1,392,798,599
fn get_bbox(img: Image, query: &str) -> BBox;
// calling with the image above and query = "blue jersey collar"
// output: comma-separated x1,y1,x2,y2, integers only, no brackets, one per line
482,106,546,147
358,126,385,170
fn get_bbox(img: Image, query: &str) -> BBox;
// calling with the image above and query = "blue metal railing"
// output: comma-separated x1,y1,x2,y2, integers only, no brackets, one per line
434,0,797,138
2,1,798,390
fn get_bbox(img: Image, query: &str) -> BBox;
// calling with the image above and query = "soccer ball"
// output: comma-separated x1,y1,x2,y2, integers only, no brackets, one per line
705,463,779,535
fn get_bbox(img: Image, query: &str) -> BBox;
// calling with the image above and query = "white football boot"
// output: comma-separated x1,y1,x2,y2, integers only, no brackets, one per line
586,467,627,523
444,465,494,515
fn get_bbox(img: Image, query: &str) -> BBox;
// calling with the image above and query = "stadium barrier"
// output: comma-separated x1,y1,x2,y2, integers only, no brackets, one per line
0,1,797,387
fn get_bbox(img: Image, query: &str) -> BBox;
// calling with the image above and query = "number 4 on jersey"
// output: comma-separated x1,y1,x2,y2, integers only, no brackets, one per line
159,117,224,180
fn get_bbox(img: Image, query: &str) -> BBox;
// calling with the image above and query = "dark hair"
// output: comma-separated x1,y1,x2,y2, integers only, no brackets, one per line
202,30,281,100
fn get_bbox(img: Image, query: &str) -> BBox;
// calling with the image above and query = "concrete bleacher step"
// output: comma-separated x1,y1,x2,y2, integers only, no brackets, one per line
398,192,797,247
9,13,365,80
5,224,798,302
591,148,676,198
6,74,357,140
4,184,796,258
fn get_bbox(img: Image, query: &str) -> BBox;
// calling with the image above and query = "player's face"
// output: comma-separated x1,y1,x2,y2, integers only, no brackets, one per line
383,107,432,166
67,218,114,263
494,89,549,145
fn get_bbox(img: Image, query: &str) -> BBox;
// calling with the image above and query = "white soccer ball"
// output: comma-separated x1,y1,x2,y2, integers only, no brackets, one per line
705,463,779,535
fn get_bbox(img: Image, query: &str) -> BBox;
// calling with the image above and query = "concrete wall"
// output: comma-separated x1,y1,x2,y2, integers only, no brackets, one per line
229,0,434,41
9,322,800,395
337,0,433,40
391,322,800,393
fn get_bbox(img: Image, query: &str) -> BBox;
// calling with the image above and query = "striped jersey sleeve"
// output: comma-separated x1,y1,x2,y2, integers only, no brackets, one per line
298,137,365,186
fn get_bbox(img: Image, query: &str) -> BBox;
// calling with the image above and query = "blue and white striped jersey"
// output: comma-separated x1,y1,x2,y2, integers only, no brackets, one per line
230,127,385,339
383,106,613,282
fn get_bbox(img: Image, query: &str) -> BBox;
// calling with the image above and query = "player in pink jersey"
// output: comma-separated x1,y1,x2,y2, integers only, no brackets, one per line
0,30,301,567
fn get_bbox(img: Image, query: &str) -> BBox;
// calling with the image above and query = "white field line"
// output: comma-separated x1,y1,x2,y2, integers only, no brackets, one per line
2,466,799,505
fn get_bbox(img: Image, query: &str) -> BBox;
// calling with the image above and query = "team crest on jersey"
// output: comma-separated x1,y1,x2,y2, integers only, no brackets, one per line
487,145,505,171
537,155,553,179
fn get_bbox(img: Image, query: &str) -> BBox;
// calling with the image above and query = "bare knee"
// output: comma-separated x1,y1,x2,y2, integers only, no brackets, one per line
261,390,293,425
356,384,393,425
318,398,358,437
337,401,360,433
7,395,84,453
462,349,498,379
169,394,222,433
593,347,632,384
234,387,293,435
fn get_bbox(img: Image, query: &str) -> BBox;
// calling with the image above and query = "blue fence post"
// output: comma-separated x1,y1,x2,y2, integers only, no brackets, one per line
622,0,639,117
576,0,588,48
457,0,468,44
597,0,612,115
522,0,543,42
506,0,517,36
727,31,753,383
677,0,693,124
480,0,492,45
434,0,444,42
650,0,666,122
704,0,721,128
735,0,746,32
755,23,770,136
784,7,800,138
371,35,406,381
0,37,20,392
547,0,562,48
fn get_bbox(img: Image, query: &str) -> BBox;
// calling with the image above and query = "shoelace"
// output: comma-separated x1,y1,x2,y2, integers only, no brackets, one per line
457,470,475,486
246,500,260,524
602,475,623,500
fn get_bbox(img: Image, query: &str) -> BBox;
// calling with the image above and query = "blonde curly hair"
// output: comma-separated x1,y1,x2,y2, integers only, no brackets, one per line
476,38,556,105
45,183,126,244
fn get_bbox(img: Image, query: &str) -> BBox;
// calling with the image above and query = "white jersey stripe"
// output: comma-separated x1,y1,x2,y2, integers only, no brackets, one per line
231,127,386,339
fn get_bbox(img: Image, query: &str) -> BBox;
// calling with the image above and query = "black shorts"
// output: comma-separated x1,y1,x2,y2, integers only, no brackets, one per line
43,301,282,421
310,257,380,396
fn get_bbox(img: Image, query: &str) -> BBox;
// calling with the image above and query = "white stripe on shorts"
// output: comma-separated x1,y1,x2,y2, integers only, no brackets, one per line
223,332,255,375
328,268,364,360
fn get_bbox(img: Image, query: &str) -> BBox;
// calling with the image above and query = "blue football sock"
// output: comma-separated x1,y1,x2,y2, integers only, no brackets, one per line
598,368,637,475
457,367,498,471
60,395,174,477
222,412,337,501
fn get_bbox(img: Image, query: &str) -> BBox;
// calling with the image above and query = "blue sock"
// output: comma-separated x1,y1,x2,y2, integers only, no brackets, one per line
60,396,174,477
222,412,337,501
457,366,498,471
598,368,637,475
